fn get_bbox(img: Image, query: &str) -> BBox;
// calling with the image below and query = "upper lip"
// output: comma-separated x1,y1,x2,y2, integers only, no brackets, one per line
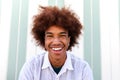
49,43,64,51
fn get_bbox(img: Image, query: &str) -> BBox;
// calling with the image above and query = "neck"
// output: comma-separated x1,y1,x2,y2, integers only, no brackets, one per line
49,54,67,68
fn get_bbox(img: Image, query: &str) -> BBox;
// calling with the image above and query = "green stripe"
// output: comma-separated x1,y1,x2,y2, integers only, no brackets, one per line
7,0,20,80
48,0,56,6
7,0,29,79
48,0,64,8
57,0,64,8
92,0,101,80
84,0,92,66
84,0,101,80
16,0,29,79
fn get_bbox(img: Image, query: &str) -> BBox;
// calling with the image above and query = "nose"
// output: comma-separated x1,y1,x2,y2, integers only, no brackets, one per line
51,37,62,47
52,37,60,42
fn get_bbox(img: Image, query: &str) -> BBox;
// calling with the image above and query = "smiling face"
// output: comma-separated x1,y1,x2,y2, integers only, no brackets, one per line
45,25,70,61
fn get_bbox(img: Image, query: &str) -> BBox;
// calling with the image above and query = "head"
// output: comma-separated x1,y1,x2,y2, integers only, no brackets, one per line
31,6,82,51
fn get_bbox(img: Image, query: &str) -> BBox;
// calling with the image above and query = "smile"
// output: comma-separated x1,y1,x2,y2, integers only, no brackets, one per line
52,48,62,51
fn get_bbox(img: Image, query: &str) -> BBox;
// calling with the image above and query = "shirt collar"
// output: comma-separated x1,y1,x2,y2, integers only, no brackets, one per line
42,52,51,69
41,52,74,70
63,53,74,70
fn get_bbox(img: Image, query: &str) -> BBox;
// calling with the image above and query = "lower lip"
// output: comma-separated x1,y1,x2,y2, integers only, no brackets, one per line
51,49,63,54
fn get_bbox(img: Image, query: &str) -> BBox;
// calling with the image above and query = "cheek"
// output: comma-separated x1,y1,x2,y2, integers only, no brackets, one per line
66,38,70,48
66,38,70,45
44,40,48,48
45,40,50,48
63,40,69,47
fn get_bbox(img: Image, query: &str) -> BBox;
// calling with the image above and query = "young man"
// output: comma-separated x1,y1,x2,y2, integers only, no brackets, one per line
19,6,93,80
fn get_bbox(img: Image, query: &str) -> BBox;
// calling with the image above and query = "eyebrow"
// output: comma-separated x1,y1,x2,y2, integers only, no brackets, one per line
45,32,68,35
45,32,52,35
60,32,68,35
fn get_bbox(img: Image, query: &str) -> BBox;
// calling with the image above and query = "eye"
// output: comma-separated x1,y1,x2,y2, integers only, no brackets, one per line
59,34,67,39
45,35,54,40
46,35,53,37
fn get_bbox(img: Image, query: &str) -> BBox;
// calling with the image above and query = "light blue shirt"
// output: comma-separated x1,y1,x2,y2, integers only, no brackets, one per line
18,52,93,80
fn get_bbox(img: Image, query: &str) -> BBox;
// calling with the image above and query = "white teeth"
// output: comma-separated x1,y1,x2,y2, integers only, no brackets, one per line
52,48,62,50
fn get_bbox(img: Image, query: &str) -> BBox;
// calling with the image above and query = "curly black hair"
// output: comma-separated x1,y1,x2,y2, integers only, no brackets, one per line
31,6,83,51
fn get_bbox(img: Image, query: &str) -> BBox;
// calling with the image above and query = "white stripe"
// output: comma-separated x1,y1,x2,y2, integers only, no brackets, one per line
0,0,12,79
15,0,22,79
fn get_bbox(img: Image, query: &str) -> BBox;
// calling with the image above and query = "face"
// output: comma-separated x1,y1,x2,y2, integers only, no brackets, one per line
45,26,70,60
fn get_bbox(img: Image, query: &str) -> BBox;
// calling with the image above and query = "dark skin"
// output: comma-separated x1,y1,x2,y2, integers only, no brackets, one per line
45,25,70,68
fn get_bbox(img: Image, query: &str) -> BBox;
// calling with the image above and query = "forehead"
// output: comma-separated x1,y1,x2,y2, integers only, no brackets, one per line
45,26,68,34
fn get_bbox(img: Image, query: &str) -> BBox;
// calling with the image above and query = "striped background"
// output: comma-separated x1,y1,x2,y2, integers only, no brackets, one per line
0,0,120,80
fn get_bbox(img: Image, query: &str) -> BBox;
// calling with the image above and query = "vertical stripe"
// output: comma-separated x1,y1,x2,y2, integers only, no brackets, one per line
7,0,29,80
48,0,64,8
119,0,120,70
15,0,29,79
57,0,64,8
84,0,101,80
7,0,20,80
0,0,1,22
92,0,101,80
119,0,120,44
48,0,56,6
84,0,92,67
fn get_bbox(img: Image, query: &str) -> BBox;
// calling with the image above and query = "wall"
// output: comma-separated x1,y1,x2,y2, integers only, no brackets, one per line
0,0,120,80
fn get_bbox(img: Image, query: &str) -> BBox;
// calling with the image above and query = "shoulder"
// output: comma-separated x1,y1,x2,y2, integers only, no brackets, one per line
69,53,93,75
68,53,93,79
26,52,45,66
69,53,90,69
20,52,46,71
18,53,46,80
